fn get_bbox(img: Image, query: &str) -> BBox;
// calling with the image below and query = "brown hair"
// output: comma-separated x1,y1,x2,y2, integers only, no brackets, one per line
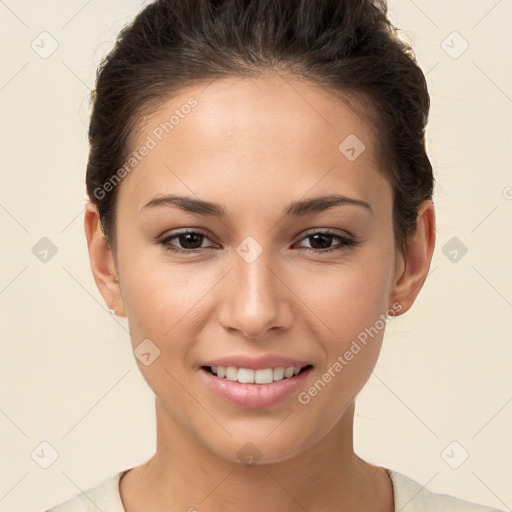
86,0,434,255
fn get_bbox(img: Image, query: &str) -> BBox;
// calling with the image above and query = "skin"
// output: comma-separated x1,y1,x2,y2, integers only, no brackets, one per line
84,73,435,512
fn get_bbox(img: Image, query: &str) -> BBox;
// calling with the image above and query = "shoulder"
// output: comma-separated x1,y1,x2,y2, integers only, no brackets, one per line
44,470,127,512
385,468,504,512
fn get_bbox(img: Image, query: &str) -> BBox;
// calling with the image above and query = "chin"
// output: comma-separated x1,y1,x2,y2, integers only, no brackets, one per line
199,424,319,467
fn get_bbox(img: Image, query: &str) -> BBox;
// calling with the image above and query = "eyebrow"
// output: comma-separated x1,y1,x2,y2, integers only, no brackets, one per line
140,193,372,217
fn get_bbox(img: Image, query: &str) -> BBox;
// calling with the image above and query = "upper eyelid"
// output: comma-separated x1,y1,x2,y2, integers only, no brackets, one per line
298,227,354,239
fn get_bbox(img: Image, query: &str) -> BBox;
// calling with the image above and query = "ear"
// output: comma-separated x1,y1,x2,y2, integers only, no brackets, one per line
389,199,436,315
84,201,126,317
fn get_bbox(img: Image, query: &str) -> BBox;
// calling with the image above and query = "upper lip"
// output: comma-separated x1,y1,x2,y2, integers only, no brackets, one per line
201,355,312,370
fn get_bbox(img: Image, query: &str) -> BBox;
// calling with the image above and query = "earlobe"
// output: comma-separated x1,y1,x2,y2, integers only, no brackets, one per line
84,202,126,317
389,200,436,315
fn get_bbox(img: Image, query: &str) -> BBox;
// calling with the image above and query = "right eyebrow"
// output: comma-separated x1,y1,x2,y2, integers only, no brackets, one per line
140,194,227,217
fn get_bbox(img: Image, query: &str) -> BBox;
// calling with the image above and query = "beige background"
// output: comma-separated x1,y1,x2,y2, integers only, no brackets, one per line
0,1,511,511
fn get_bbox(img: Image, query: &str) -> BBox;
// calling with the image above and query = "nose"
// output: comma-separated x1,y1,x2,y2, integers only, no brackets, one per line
217,248,294,340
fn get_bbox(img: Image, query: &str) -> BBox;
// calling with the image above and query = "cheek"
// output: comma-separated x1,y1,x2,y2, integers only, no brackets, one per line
293,263,391,431
293,256,392,340
122,269,195,340
118,264,206,411
117,231,188,321
290,246,394,394
119,250,219,368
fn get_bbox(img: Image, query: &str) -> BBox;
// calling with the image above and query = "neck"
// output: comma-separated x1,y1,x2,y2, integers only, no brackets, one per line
119,399,393,512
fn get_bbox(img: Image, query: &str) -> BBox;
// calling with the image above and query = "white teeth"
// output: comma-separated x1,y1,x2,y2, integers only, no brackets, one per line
237,368,255,383
255,368,274,384
226,367,238,381
284,367,295,378
209,365,305,384
273,367,284,381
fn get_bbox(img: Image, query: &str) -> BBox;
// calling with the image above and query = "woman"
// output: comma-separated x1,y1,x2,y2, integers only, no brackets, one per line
46,0,504,510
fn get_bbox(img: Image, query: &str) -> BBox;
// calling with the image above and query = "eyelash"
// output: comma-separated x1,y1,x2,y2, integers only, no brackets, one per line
158,229,358,255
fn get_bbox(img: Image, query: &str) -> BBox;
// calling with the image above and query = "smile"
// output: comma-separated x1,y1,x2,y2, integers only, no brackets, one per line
200,364,314,408
204,365,313,384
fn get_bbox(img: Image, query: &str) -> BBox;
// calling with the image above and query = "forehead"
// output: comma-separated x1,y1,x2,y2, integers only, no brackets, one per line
118,74,391,216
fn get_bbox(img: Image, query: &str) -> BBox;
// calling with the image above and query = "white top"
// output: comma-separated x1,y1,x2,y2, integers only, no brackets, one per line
44,467,504,511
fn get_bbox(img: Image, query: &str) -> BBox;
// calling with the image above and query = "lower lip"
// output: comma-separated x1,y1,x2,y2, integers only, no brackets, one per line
199,367,313,409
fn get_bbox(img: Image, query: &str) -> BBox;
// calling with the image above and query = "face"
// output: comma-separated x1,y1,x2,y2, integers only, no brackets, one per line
102,75,408,463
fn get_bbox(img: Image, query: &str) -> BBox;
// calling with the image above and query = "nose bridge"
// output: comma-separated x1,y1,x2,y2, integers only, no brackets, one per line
219,236,290,339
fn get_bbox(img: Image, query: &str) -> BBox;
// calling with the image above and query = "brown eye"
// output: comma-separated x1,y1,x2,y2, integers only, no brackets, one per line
295,230,357,254
159,230,217,254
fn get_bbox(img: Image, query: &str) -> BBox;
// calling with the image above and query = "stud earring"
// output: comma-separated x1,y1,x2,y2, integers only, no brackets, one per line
108,306,116,316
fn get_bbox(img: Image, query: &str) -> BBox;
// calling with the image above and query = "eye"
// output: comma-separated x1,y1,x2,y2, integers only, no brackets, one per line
294,230,358,254
159,230,218,255
158,228,358,256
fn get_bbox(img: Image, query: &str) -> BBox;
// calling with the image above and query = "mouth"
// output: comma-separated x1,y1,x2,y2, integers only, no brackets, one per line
201,364,314,384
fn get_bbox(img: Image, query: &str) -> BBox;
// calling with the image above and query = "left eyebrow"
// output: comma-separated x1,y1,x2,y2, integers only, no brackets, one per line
140,193,372,217
285,194,373,216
